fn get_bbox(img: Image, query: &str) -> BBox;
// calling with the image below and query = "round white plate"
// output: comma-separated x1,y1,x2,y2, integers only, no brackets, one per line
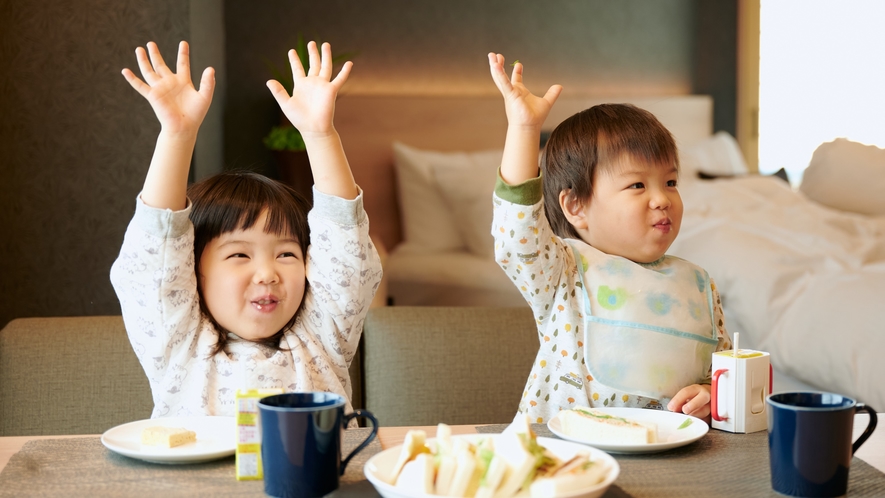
364,434,619,498
101,416,236,464
548,407,708,454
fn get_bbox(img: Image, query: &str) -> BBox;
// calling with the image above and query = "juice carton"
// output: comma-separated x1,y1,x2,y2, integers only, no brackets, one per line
711,333,771,434
235,388,284,480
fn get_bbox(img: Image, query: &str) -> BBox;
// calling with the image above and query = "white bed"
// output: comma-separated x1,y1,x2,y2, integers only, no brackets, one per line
670,167,885,410
334,94,885,410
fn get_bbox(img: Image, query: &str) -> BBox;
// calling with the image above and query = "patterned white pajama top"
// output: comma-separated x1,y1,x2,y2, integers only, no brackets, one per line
110,188,382,419
492,175,732,424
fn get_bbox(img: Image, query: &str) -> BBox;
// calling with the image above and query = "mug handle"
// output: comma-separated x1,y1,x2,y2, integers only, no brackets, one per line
711,369,728,422
852,403,878,454
340,409,379,475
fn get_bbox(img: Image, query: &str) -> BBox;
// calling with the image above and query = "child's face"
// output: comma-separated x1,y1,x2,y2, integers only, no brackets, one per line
579,156,683,263
198,209,306,341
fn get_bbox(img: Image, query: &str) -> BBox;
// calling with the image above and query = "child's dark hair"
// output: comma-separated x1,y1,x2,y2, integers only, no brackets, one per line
187,170,312,356
541,103,678,239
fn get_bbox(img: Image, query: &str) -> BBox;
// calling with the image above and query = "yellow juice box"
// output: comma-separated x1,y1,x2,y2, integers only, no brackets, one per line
235,388,283,480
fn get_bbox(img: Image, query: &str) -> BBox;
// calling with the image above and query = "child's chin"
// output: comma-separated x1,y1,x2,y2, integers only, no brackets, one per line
636,252,666,264
236,324,285,342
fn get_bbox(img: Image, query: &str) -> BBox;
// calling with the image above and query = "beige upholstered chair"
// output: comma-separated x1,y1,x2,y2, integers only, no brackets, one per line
0,306,539,435
0,316,153,436
359,306,537,427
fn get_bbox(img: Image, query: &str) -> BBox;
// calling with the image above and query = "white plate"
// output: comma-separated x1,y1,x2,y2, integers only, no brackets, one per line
548,407,708,454
101,416,236,464
364,434,619,498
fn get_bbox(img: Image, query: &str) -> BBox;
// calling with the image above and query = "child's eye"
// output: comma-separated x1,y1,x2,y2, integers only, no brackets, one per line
628,182,645,189
279,252,298,258
227,253,248,259
667,179,678,187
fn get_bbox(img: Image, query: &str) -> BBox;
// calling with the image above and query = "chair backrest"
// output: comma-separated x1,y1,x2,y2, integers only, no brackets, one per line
0,309,540,433
359,306,538,427
0,316,153,436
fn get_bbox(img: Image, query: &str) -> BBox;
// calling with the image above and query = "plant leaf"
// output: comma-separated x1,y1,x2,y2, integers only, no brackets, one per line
262,126,306,151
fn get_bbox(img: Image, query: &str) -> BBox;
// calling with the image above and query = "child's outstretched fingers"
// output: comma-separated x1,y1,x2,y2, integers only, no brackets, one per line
134,45,158,83
487,52,512,94
486,52,562,129
122,41,214,135
174,41,216,100
289,47,306,80
121,66,151,98
509,59,524,86
328,50,353,89
542,83,563,107
317,42,333,80
268,41,351,138
266,78,290,104
307,40,322,77
146,41,173,78
299,41,352,88
122,46,158,95
198,66,216,101
175,40,193,79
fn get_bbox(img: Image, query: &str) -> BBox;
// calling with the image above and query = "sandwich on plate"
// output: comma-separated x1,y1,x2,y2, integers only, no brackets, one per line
385,414,611,497
559,407,657,444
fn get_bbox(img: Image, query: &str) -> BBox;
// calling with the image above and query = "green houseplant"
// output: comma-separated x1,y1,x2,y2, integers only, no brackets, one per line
263,124,306,152
263,36,354,199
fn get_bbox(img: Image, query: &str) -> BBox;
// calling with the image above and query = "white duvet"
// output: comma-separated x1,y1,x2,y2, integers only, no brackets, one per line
670,175,885,409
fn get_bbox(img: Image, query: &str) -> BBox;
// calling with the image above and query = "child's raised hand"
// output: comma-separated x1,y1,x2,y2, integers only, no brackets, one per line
267,41,353,141
267,41,357,200
122,41,215,136
488,53,562,129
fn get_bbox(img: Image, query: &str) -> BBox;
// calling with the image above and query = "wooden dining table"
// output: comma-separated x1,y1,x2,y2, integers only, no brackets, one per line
0,425,486,473
1,414,883,497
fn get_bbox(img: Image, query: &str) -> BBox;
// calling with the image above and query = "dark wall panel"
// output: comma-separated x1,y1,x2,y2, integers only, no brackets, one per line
0,1,189,327
692,0,738,135
222,0,698,177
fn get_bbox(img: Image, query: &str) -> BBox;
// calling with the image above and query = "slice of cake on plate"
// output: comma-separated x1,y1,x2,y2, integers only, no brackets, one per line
141,426,197,448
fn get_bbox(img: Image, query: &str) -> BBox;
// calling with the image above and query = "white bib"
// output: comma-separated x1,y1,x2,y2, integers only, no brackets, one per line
568,239,717,400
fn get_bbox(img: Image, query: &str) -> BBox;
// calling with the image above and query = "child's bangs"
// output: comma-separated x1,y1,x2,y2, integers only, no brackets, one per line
188,171,311,250
596,128,678,176
257,196,306,240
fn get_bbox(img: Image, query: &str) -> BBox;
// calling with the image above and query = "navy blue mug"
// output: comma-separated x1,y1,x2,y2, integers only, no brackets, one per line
258,392,378,498
767,392,877,497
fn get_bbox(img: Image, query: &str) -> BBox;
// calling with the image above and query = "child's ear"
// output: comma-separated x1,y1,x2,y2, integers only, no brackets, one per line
559,189,589,230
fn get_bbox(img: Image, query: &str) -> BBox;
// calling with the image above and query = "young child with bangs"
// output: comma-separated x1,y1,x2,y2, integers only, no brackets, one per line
110,40,382,418
487,53,732,424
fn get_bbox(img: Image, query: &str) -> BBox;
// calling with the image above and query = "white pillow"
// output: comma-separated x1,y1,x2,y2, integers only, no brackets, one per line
799,138,885,215
392,142,465,252
430,149,503,259
679,131,749,179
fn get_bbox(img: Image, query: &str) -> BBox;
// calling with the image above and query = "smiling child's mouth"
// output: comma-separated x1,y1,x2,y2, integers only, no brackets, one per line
253,297,279,311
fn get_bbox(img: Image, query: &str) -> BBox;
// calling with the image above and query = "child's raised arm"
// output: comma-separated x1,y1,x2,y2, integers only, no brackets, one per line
487,53,562,185
267,42,358,200
122,41,215,211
